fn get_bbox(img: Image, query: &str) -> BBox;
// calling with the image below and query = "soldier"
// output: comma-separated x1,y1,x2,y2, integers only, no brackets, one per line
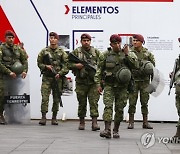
0,30,28,124
37,32,69,126
169,39,180,139
127,34,155,129
95,34,137,138
68,33,101,131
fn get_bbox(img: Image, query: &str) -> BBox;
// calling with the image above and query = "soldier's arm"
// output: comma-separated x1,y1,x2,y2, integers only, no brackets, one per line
68,48,80,70
19,47,28,73
58,50,69,76
125,51,138,69
94,52,105,87
148,52,155,67
0,48,11,75
37,49,46,71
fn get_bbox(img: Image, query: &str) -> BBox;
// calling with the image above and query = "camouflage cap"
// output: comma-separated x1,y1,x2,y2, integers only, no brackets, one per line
133,34,144,43
81,33,91,40
110,34,122,43
5,30,15,37
49,32,59,40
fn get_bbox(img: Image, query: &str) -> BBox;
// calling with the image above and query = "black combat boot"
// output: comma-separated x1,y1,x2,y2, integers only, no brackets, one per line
0,113,6,125
127,114,134,129
78,117,85,130
100,121,111,139
51,112,58,125
39,112,46,125
113,122,120,138
142,114,153,129
92,117,100,131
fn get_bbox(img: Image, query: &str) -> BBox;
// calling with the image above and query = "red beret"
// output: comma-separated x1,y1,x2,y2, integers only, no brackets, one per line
81,33,91,40
5,30,15,37
110,34,122,43
49,32,59,40
133,34,144,43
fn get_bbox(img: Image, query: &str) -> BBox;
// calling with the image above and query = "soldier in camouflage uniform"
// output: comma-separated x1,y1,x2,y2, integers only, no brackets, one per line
127,34,155,129
37,32,69,126
68,33,101,131
95,34,137,138
0,30,28,124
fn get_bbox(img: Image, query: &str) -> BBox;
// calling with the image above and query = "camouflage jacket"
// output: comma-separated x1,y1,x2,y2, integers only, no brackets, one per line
68,46,101,84
37,46,69,77
130,46,155,81
94,47,138,87
0,43,28,76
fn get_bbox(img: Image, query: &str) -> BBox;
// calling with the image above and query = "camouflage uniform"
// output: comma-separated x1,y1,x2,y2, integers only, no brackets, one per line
128,46,155,129
37,46,69,114
95,47,137,138
69,46,101,118
172,57,180,138
0,43,28,123
128,47,155,114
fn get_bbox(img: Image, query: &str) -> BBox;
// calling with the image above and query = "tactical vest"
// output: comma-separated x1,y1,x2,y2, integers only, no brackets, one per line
104,48,130,84
42,47,64,76
75,47,99,79
1,43,23,73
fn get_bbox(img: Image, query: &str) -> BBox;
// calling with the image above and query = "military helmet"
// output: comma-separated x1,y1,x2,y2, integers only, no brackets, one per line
116,67,131,83
140,60,154,75
11,61,24,74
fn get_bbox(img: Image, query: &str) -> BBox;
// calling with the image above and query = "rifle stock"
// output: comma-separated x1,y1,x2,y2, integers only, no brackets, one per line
43,54,63,107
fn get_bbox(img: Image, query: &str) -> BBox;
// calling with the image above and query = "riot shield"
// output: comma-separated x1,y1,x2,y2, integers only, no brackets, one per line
4,75,30,124
145,68,165,97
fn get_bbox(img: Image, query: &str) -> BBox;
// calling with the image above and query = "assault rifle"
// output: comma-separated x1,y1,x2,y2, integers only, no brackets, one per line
168,58,178,95
43,54,63,107
68,52,96,73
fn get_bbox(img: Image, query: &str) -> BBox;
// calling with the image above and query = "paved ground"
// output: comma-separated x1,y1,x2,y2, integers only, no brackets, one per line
0,120,179,154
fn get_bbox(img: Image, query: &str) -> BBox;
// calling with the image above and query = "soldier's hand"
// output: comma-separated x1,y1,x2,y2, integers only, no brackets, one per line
122,44,129,56
75,63,84,70
10,72,16,79
55,74,60,79
97,86,103,95
21,72,27,79
46,65,53,71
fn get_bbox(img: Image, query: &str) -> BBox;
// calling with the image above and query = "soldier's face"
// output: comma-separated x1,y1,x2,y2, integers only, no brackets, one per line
49,36,58,46
133,39,142,48
5,36,15,46
81,39,91,49
110,42,121,52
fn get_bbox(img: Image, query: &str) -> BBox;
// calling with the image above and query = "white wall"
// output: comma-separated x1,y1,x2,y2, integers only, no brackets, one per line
1,0,180,121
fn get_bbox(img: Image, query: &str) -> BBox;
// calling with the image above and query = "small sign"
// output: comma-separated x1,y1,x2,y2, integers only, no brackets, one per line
4,94,30,104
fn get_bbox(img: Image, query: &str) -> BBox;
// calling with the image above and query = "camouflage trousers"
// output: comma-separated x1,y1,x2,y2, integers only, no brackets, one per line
0,78,4,113
41,76,62,113
128,80,150,114
103,85,128,123
75,83,100,118
175,95,180,128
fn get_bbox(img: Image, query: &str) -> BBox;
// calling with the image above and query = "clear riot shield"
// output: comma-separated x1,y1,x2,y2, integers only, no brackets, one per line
4,75,30,124
145,68,165,97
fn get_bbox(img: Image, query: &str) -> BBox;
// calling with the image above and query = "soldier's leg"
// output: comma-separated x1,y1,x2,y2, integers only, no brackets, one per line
100,85,114,138
127,81,139,129
88,84,100,131
0,79,6,124
75,84,88,130
113,88,128,138
174,95,180,138
140,81,153,129
39,77,52,125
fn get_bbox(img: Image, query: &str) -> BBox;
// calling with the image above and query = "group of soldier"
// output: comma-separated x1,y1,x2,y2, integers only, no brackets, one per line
0,30,179,140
